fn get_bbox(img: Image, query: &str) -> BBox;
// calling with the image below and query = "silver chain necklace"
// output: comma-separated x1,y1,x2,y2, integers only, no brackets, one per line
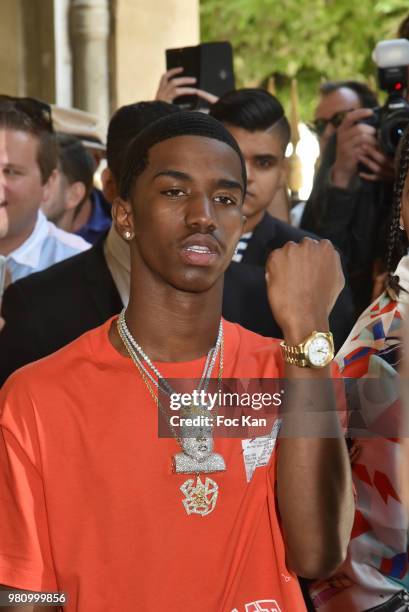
118,308,223,397
117,309,226,517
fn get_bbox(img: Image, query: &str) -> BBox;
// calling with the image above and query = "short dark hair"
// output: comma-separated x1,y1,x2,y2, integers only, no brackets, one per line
119,111,247,201
56,133,95,212
0,109,58,183
209,88,291,149
319,81,378,109
107,101,179,182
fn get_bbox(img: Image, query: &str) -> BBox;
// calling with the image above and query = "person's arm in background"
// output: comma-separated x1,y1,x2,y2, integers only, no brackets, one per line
155,67,218,105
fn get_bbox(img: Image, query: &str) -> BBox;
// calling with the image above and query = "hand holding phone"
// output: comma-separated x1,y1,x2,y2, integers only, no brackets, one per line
164,42,234,109
155,67,218,106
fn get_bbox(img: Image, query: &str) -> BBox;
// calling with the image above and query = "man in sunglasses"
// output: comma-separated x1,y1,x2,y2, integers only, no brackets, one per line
0,96,90,291
301,81,395,314
311,81,377,155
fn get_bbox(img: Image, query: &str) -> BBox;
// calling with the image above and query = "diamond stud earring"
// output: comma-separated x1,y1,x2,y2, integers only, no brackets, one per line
124,231,132,240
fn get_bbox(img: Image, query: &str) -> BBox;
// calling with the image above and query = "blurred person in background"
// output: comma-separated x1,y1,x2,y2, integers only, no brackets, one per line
51,106,112,244
309,124,409,612
301,80,395,314
0,96,90,287
311,81,378,155
42,134,95,235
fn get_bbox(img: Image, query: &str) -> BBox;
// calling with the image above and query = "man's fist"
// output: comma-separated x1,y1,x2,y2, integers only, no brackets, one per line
265,239,344,343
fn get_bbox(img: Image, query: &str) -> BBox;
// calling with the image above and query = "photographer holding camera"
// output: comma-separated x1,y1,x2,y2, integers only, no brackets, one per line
302,39,409,314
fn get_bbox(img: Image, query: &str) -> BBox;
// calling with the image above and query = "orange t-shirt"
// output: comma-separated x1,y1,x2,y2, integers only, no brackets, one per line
0,318,305,612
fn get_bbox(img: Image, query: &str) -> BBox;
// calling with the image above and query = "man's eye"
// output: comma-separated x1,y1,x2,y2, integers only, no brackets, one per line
214,195,237,206
256,158,274,169
4,168,21,176
162,188,186,198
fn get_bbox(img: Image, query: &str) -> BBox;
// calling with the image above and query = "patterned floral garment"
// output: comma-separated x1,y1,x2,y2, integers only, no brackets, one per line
310,256,409,611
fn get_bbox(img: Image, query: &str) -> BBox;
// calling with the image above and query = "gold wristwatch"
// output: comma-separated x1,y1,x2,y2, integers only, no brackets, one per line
280,331,334,368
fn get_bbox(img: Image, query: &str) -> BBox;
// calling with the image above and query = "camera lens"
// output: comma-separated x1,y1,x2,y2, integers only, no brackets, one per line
380,109,409,157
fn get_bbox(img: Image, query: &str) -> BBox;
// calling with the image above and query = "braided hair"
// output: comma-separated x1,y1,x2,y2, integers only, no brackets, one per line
386,125,409,296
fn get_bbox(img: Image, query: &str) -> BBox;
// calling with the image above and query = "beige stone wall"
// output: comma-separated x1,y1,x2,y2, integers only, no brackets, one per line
113,0,200,110
0,0,24,96
21,0,56,102
0,0,55,102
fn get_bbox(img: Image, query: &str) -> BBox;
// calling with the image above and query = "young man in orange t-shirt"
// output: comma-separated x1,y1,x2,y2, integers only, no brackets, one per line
0,111,353,612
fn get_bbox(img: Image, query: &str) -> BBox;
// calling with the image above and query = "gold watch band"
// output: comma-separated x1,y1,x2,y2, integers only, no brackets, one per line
280,331,334,369
280,343,309,367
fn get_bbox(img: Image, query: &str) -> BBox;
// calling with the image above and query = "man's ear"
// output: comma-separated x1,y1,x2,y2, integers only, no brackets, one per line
101,167,118,204
65,181,87,211
112,196,135,241
40,168,58,205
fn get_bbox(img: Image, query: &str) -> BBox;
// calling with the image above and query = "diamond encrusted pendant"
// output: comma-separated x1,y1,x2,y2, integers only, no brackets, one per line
180,476,218,516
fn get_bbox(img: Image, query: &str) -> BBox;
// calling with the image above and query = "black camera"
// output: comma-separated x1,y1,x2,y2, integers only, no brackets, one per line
363,39,409,157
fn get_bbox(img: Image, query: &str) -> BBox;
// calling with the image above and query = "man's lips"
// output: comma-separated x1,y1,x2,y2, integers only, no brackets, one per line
180,235,221,267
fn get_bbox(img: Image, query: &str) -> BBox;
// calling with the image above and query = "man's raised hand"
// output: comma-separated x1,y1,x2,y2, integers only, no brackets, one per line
155,68,218,105
265,238,344,343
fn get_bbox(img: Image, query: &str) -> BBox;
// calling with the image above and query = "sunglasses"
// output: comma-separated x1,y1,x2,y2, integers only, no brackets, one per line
309,109,354,137
0,95,53,132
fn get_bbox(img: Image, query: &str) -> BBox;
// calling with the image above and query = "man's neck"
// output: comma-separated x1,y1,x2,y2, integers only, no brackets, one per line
0,219,38,256
54,208,76,233
71,198,92,234
110,268,224,363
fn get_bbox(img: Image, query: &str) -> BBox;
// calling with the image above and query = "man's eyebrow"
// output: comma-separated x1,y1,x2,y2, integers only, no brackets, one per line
3,162,26,168
254,153,279,160
153,170,192,181
152,170,243,194
216,178,244,194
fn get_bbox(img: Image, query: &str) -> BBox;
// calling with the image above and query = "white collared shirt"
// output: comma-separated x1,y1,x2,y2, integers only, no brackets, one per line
6,211,91,283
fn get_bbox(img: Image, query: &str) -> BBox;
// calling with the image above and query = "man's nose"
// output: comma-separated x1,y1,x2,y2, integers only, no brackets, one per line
185,193,217,232
245,160,254,185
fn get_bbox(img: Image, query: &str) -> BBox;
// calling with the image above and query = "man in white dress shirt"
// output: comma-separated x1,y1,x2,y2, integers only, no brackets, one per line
0,96,90,292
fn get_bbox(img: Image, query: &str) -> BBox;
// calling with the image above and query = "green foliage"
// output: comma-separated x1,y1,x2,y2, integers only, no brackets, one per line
200,0,409,120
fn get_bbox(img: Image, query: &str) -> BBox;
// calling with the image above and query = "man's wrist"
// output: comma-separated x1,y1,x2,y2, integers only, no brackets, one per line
331,164,355,190
281,318,330,345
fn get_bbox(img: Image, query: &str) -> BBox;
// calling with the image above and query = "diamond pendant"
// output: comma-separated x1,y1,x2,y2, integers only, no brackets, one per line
173,450,226,474
180,475,218,516
172,420,226,474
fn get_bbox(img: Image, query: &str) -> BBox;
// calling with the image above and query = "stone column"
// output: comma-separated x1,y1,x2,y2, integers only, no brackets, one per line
54,0,73,108
70,0,110,128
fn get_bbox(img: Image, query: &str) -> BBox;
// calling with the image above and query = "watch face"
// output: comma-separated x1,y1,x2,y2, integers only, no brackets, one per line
307,336,332,367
